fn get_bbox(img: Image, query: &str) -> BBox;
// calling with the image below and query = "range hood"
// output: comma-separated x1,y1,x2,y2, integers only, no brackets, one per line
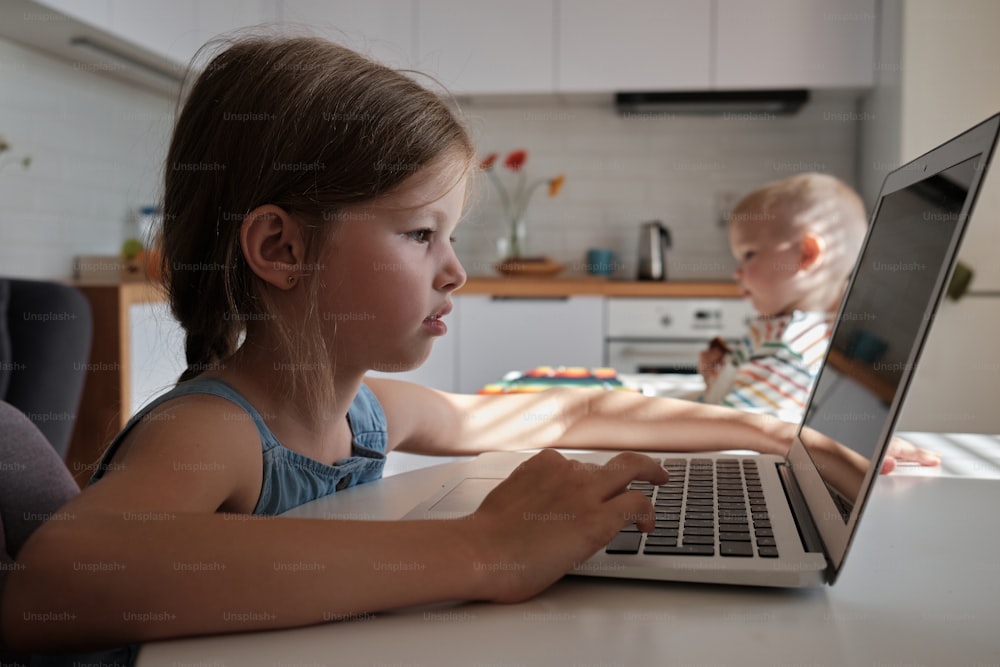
615,90,809,116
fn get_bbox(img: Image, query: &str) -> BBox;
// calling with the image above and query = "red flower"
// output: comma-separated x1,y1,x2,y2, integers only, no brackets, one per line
479,153,498,170
503,149,528,172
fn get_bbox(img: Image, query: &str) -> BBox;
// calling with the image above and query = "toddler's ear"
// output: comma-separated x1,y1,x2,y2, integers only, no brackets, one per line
240,205,306,290
799,233,824,271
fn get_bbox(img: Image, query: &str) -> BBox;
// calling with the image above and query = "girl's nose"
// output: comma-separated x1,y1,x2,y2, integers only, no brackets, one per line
436,248,467,293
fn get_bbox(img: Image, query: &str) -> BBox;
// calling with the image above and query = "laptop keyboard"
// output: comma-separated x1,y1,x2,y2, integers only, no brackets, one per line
605,458,779,558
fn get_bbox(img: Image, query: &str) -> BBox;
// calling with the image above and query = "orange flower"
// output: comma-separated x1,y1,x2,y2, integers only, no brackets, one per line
548,174,565,197
481,149,565,258
479,153,498,170
503,149,528,172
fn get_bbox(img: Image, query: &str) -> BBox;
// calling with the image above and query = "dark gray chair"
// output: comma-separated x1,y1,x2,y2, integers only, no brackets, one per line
0,400,80,665
0,278,92,460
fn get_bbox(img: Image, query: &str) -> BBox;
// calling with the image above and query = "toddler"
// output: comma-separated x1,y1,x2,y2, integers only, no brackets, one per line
700,173,869,415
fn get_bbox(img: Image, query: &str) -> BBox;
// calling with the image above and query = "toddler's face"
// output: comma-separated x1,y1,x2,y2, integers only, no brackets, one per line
729,215,807,317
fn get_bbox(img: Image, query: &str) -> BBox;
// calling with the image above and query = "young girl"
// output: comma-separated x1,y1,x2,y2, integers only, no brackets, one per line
1,35,936,660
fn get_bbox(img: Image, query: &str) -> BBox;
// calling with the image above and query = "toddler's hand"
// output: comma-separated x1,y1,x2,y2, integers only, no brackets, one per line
880,435,942,474
698,337,729,384
465,450,667,604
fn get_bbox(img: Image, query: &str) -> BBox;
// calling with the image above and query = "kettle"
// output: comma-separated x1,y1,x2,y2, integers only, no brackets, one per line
637,220,672,281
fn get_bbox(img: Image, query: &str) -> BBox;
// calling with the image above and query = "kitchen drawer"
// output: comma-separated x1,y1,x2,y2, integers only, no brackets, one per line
607,298,753,340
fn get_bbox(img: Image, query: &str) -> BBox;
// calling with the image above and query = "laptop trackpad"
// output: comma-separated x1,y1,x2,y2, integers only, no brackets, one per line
427,478,503,515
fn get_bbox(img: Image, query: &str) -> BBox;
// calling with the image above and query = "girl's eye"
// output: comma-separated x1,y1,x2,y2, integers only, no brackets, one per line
742,250,756,261
406,229,433,244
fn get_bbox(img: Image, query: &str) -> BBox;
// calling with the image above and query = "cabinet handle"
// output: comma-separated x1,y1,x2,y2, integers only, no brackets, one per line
490,296,570,302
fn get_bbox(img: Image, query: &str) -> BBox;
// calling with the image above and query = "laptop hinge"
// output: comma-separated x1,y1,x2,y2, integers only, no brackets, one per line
776,462,824,554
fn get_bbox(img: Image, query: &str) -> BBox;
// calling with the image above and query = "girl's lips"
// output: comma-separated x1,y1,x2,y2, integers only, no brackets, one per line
422,316,447,336
423,301,452,335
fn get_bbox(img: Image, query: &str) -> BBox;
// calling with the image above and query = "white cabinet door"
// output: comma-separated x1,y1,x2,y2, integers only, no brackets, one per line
455,296,604,394
108,0,201,66
128,300,186,416
364,314,458,392
33,0,111,27
416,0,555,94
279,0,415,68
715,0,876,89
557,0,711,92
195,0,279,52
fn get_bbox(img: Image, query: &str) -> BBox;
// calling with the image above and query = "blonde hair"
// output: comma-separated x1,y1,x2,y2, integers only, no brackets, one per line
730,172,868,281
161,35,474,415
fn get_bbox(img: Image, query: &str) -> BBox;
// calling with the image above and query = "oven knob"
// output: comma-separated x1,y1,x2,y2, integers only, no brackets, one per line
659,314,672,328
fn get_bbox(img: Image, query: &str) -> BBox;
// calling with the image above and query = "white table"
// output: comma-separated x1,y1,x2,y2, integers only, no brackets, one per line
138,459,1000,667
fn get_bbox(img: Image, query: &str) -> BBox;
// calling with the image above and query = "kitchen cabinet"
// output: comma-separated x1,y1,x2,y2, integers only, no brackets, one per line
364,314,457,392
128,299,187,415
715,0,877,89
279,0,415,68
195,1,280,53
455,296,604,393
107,0,200,67
556,0,711,93
24,0,879,96
416,0,555,94
28,0,277,76
33,0,110,27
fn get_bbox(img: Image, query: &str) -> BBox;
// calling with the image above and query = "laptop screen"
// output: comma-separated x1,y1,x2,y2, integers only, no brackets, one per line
798,155,980,519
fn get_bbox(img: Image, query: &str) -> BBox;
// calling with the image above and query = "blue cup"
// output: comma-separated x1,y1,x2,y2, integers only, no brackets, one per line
586,248,616,276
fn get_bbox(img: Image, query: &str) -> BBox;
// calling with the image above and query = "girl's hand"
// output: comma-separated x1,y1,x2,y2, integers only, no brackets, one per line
465,450,668,604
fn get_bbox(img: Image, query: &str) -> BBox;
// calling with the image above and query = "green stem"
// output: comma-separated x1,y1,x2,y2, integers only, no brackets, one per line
485,168,513,222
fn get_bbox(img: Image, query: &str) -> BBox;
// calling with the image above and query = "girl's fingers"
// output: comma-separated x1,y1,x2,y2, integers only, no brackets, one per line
594,451,669,500
606,490,658,533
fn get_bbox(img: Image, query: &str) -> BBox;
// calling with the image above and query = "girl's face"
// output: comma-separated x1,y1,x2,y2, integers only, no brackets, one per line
729,216,806,317
315,157,469,375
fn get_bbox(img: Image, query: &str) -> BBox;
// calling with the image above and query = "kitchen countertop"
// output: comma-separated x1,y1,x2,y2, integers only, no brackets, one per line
72,276,743,299
458,276,742,298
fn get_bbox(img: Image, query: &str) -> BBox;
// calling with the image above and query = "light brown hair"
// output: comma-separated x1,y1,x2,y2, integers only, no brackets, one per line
730,172,868,281
161,34,473,410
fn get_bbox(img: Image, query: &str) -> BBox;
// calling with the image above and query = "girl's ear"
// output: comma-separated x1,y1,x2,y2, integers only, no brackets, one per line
240,205,306,289
799,233,824,271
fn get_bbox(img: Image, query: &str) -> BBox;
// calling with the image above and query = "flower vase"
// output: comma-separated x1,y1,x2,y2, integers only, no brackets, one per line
506,214,528,259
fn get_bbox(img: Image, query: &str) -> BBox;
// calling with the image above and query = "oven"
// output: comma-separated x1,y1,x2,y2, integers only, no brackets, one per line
605,298,754,374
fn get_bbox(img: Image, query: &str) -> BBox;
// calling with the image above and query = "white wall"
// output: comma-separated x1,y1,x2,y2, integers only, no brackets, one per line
859,0,1000,433
0,37,174,280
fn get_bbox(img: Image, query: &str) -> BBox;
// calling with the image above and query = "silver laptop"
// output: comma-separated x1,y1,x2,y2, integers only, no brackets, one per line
405,113,1000,588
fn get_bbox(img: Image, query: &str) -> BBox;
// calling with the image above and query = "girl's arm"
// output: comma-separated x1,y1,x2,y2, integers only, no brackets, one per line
368,377,795,457
1,394,667,651
370,379,938,471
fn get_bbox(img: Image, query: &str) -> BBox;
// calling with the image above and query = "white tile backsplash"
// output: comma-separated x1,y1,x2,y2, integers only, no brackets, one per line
0,37,173,280
457,92,863,281
1,33,863,283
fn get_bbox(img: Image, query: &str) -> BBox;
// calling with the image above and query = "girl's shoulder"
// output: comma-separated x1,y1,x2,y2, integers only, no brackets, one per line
88,376,269,513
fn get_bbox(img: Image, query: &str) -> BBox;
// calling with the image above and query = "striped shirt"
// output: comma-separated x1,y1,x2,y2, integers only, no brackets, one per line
703,310,835,416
